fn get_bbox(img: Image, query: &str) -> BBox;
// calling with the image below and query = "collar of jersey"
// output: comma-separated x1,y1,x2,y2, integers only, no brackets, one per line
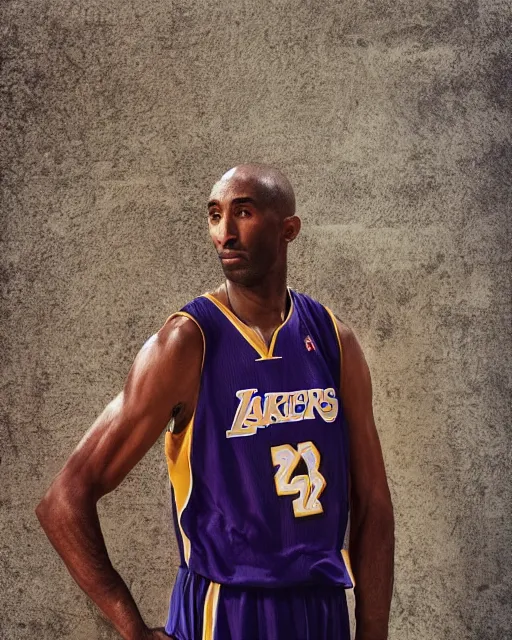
201,288,295,360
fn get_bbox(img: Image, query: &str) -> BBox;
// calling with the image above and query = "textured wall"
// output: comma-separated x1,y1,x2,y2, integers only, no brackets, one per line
1,0,511,638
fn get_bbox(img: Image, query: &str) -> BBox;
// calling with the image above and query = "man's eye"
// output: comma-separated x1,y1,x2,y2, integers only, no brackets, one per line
238,209,251,217
209,212,221,221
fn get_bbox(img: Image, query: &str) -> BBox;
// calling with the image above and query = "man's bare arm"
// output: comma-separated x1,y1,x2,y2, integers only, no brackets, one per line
35,315,203,640
337,320,394,640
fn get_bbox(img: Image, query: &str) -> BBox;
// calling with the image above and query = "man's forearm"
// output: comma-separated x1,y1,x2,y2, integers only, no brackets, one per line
36,479,149,640
350,498,395,640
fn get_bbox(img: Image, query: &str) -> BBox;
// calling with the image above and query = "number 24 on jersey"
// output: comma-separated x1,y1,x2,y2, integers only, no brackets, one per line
271,441,326,518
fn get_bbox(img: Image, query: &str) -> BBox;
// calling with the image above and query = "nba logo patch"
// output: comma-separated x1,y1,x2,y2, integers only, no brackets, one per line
304,335,315,351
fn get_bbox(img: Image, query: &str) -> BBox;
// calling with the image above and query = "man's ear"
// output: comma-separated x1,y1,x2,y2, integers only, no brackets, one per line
283,215,301,242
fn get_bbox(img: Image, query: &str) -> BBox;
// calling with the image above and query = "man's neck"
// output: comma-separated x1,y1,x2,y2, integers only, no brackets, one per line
212,278,290,345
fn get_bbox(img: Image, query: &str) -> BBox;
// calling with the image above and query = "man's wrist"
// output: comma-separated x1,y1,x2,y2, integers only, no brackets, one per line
124,623,150,640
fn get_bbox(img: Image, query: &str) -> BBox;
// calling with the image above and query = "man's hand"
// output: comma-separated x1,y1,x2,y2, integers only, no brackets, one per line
36,313,204,640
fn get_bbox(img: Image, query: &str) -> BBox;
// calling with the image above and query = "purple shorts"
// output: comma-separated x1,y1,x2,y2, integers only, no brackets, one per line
166,568,351,640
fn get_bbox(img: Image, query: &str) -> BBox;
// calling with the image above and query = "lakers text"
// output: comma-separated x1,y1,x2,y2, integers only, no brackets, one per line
226,387,339,438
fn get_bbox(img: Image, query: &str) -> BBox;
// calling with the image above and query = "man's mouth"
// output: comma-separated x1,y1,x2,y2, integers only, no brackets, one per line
219,251,247,265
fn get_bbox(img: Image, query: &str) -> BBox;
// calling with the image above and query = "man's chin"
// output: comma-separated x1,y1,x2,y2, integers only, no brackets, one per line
221,264,258,287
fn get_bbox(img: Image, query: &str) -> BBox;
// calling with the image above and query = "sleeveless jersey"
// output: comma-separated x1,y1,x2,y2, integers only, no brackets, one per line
164,288,354,589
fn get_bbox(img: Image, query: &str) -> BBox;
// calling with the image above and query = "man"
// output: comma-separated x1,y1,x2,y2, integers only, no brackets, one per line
36,164,394,640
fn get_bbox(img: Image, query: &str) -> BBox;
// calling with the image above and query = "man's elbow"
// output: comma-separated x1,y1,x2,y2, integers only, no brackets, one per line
35,469,95,535
36,474,69,534
35,492,49,528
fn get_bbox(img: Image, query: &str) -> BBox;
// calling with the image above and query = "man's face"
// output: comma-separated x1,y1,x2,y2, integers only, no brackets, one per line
207,172,284,286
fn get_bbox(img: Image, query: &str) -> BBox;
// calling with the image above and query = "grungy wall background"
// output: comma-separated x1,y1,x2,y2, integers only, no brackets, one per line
1,0,511,638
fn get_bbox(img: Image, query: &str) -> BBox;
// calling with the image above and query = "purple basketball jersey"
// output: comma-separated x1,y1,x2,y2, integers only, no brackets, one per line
164,288,353,589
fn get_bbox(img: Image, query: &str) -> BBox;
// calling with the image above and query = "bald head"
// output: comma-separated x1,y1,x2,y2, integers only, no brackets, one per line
214,163,296,220
207,163,301,286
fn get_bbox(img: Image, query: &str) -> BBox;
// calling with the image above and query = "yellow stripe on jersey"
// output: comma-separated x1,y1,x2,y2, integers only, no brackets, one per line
324,306,343,371
202,289,294,360
325,309,352,586
341,548,356,587
163,311,206,565
267,288,294,357
165,424,193,564
202,581,221,640
203,292,267,358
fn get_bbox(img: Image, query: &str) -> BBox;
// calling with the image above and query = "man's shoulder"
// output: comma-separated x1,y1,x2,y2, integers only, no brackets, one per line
294,289,348,319
157,288,226,351
157,309,205,354
292,289,354,344
290,288,332,317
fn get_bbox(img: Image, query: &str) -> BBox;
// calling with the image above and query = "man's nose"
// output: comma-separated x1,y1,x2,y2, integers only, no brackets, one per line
216,214,237,247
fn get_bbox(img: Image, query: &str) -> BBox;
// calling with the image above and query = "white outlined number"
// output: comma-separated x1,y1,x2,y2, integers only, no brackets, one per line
271,441,326,517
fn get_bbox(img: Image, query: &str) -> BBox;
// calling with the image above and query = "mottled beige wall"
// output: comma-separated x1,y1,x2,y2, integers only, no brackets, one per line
1,0,510,638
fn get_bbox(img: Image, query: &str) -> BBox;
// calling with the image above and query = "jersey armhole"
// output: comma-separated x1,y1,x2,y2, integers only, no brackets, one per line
323,306,343,380
163,310,205,568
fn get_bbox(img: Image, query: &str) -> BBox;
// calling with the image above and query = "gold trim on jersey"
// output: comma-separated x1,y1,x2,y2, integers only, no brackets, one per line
163,311,206,566
324,309,352,585
165,425,193,563
202,581,221,640
324,306,343,372
201,289,294,360
341,548,356,587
